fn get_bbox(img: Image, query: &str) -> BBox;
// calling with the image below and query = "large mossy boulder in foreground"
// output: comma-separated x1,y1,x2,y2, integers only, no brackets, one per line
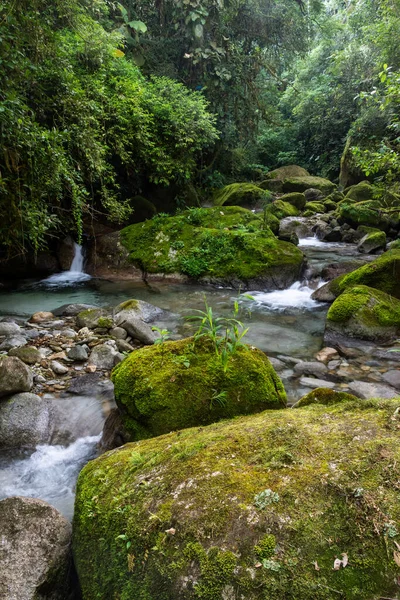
312,249,400,302
74,398,400,600
111,336,286,442
325,285,400,344
120,207,304,289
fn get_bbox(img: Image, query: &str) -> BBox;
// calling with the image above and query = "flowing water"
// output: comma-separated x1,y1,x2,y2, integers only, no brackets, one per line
0,238,376,517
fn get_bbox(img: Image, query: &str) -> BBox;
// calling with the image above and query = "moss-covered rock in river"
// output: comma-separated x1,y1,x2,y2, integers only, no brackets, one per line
325,285,400,344
74,398,400,600
213,183,271,207
282,176,336,195
264,200,299,220
337,185,400,230
111,336,286,442
120,207,304,289
312,249,400,302
279,192,306,210
295,387,359,407
357,230,386,254
303,201,326,215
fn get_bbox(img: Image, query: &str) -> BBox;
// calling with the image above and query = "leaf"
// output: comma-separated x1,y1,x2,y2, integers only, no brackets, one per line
128,20,147,33
394,551,400,567
114,49,125,58
118,2,128,19
333,558,342,570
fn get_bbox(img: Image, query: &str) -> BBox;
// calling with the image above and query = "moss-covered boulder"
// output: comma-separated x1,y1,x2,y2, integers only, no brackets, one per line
267,165,310,179
258,178,283,193
296,387,360,407
325,285,400,344
213,184,271,207
303,201,325,215
265,200,299,220
337,199,396,230
282,176,336,195
357,230,386,254
76,308,113,330
312,249,400,302
110,336,286,442
279,192,306,210
120,207,304,289
345,182,374,202
74,398,400,600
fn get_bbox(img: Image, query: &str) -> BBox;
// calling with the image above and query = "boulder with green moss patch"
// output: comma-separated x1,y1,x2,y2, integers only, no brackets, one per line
213,183,271,207
120,207,304,290
296,387,359,407
312,249,400,302
303,201,325,215
110,336,286,443
74,398,400,600
267,165,310,179
279,192,306,210
325,285,400,345
265,200,299,220
357,230,386,254
282,176,336,195
344,182,374,202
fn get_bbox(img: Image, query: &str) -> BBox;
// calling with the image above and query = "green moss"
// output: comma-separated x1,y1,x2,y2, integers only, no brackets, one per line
74,399,400,600
303,201,325,214
335,249,400,298
265,200,299,220
117,299,140,311
111,336,286,441
345,182,374,202
338,199,395,229
279,192,306,210
97,317,113,329
296,388,359,407
267,165,309,180
213,183,271,207
282,176,336,195
323,199,337,211
119,206,304,283
261,211,280,234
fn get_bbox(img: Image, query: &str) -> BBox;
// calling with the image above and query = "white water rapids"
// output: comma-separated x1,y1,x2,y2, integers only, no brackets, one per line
250,280,324,311
42,242,91,286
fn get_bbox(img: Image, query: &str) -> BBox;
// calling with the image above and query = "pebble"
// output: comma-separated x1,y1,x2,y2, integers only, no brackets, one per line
50,360,69,375
315,347,339,363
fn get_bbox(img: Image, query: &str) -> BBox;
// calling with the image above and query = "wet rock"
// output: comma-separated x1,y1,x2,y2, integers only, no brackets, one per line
293,361,328,378
0,335,27,351
348,381,399,399
304,188,324,201
0,321,21,336
114,299,165,324
276,355,302,366
67,345,88,362
8,346,41,365
66,373,114,401
279,217,312,239
0,393,52,448
115,339,134,353
0,357,33,398
51,360,69,375
357,230,386,254
110,326,128,340
53,303,97,317
114,314,156,345
88,342,119,370
0,496,72,600
30,311,54,323
299,377,336,389
382,370,400,390
323,227,342,242
268,357,286,371
100,407,130,451
76,308,113,330
57,235,76,270
311,282,336,302
315,347,339,363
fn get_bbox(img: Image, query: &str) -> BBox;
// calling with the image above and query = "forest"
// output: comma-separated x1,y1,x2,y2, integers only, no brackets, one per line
1,1,400,600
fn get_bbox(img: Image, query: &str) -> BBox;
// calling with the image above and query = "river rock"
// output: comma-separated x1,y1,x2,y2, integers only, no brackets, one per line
114,299,165,324
66,373,114,401
0,393,52,448
348,381,399,399
357,230,386,254
8,345,41,364
381,370,400,390
293,361,328,378
0,356,33,398
110,326,128,340
315,347,339,363
53,303,97,317
279,217,312,239
0,321,20,336
299,376,336,389
0,334,28,351
0,496,72,600
76,308,113,329
115,339,134,353
30,311,54,323
88,342,119,370
67,345,88,362
51,360,69,375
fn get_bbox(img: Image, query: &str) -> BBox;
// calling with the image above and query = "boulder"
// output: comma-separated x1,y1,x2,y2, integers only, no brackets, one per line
117,207,304,291
267,164,310,179
303,201,325,215
75,308,113,330
0,321,20,336
278,192,306,210
299,376,336,389
67,345,89,362
0,356,33,398
0,393,52,448
53,303,97,317
0,496,72,599
382,370,400,390
345,181,374,202
315,347,339,363
114,299,165,324
295,387,358,407
8,345,41,364
282,176,336,195
293,361,328,378
348,381,399,399
357,230,386,254
110,336,286,443
30,311,54,323
325,285,400,345
110,326,128,340
213,183,271,207
265,200,299,220
304,188,324,201
88,342,119,370
279,217,312,239
0,335,27,351
258,178,283,193
74,398,400,600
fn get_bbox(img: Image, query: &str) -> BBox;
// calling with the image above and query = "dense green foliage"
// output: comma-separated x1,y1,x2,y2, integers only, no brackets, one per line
0,0,217,256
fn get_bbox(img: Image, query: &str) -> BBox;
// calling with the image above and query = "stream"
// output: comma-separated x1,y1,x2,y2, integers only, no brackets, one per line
0,238,378,518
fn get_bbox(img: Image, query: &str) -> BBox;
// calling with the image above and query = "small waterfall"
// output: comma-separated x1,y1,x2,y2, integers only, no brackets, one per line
41,242,91,286
69,242,85,273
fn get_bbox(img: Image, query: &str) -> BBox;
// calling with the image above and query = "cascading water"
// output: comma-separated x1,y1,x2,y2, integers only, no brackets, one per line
42,242,91,286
